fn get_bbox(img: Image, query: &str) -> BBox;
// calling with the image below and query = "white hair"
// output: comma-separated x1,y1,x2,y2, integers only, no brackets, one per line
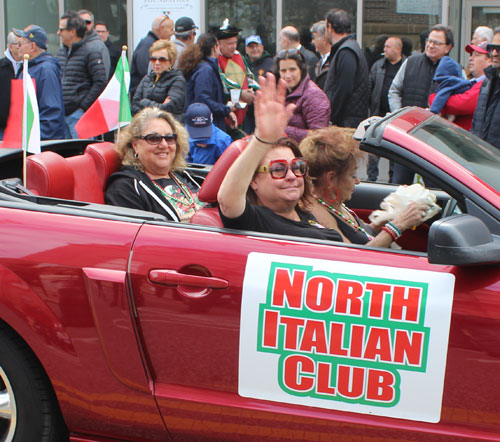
473,26,494,43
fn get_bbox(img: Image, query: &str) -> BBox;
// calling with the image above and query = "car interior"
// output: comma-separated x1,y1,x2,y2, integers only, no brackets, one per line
0,138,459,254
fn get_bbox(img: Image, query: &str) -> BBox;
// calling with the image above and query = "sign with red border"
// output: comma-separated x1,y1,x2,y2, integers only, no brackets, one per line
239,253,455,423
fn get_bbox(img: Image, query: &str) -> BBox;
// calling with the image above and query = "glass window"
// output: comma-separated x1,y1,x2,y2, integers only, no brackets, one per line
206,0,277,56
5,0,60,55
283,0,356,55
362,0,442,65
64,0,128,47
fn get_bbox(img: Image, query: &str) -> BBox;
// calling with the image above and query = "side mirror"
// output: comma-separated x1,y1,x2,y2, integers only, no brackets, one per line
428,214,500,266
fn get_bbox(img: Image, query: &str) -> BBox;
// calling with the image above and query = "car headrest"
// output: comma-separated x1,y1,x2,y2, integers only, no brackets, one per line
26,151,75,200
198,137,250,203
85,142,121,189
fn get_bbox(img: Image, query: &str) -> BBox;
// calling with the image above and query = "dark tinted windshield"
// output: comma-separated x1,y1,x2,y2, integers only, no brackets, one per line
411,117,500,192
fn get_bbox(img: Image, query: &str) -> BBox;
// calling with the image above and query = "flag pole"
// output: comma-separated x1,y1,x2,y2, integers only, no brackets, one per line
116,45,128,143
22,54,29,188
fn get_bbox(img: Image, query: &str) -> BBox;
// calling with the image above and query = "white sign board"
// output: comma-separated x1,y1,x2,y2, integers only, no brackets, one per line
132,0,201,50
239,253,455,423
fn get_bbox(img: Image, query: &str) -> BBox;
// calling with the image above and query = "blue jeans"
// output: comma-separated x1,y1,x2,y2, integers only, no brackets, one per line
65,108,84,139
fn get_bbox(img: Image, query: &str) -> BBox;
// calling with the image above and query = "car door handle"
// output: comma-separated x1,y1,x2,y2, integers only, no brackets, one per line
149,270,229,289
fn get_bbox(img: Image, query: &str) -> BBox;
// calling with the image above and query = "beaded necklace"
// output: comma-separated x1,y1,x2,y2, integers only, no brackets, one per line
152,172,196,208
317,197,374,241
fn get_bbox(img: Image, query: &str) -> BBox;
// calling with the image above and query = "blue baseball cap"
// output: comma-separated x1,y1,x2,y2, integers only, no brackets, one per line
13,25,48,50
245,35,262,46
185,103,213,140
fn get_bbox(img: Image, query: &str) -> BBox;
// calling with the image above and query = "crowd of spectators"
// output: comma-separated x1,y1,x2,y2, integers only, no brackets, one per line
2,8,499,177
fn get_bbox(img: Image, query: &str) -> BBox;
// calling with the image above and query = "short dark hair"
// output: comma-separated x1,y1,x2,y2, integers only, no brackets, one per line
95,21,107,29
430,24,454,47
62,11,86,39
274,50,308,84
325,9,352,35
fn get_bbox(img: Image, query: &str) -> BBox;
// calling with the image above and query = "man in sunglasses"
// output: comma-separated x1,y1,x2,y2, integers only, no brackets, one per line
471,28,500,149
78,9,111,78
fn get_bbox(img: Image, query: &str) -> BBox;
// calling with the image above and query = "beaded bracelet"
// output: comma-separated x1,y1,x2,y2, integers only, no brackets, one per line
386,221,402,238
382,226,398,241
254,133,277,145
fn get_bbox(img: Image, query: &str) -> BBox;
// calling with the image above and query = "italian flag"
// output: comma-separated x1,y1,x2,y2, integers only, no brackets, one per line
75,48,132,139
22,57,40,154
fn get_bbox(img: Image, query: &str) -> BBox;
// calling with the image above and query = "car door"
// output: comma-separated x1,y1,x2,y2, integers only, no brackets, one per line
129,221,500,442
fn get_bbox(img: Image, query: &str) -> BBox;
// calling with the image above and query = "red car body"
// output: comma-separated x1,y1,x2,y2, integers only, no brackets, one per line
0,108,499,442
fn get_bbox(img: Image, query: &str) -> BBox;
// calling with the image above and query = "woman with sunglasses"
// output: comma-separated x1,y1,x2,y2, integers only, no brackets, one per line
274,49,330,143
106,107,203,222
131,40,186,121
300,127,429,247
218,73,342,242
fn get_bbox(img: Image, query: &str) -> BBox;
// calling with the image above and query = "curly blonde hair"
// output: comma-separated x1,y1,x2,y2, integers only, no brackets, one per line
115,107,189,172
299,126,360,184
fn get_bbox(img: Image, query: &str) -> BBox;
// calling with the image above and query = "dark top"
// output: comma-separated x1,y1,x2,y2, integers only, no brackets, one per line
380,59,402,116
131,68,186,120
471,66,500,149
105,165,201,221
401,53,439,108
244,51,274,78
105,39,122,77
299,46,319,82
0,57,16,130
220,198,343,242
331,211,376,245
130,31,159,97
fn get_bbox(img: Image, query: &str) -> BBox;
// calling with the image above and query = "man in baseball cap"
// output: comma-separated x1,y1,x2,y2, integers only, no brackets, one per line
13,25,65,139
465,41,491,80
173,17,198,66
185,103,232,165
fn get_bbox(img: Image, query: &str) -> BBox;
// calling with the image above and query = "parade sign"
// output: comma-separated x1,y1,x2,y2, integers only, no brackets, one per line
239,253,455,423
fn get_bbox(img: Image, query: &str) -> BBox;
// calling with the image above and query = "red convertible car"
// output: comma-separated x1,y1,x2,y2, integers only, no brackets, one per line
1,107,499,442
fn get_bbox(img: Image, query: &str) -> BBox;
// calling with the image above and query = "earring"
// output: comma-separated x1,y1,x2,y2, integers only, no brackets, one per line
324,186,340,205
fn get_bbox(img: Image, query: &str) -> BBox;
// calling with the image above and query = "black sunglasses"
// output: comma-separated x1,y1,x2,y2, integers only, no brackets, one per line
150,56,169,63
486,44,500,53
140,133,177,145
84,19,92,25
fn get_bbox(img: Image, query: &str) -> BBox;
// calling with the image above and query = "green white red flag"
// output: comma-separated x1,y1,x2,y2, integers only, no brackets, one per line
22,57,40,154
75,48,132,138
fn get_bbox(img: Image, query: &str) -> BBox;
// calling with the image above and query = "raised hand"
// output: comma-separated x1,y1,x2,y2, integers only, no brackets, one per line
254,73,296,143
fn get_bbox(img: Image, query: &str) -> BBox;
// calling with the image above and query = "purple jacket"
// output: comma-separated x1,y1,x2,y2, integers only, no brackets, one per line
285,75,331,142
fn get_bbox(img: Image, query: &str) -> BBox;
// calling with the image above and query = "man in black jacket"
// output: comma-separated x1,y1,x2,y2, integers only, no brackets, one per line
279,26,319,81
95,21,121,77
57,11,107,139
471,28,500,150
0,32,21,139
323,8,369,128
388,25,453,183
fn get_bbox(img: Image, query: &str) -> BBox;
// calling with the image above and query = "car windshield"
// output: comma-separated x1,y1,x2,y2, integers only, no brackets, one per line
410,117,500,192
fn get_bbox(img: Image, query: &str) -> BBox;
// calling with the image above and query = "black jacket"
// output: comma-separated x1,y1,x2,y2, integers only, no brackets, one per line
105,39,122,77
56,38,107,115
402,53,439,108
471,66,500,149
106,166,198,221
0,57,16,130
368,56,405,116
131,68,186,120
244,51,274,78
130,31,158,97
299,46,319,82
323,35,369,127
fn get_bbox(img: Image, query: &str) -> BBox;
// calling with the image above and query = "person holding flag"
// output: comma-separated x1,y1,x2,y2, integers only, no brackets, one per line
75,46,132,139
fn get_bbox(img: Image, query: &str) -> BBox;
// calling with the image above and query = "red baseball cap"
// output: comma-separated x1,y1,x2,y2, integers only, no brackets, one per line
465,41,489,54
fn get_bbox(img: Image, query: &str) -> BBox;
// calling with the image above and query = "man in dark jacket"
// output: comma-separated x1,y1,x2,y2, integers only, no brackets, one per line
130,15,174,97
14,25,65,140
244,35,274,78
95,21,121,76
388,24,453,183
323,8,369,128
471,28,500,149
78,10,111,78
57,11,107,139
367,36,404,181
310,20,332,90
0,32,21,139
279,26,318,81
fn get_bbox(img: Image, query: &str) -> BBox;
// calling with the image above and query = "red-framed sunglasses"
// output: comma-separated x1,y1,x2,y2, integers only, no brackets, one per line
256,157,308,179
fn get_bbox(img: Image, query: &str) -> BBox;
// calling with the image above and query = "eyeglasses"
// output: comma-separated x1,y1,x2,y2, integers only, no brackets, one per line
140,133,177,145
486,44,500,53
426,38,447,46
150,56,169,63
84,19,92,25
277,48,299,57
256,158,308,179
58,27,68,32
